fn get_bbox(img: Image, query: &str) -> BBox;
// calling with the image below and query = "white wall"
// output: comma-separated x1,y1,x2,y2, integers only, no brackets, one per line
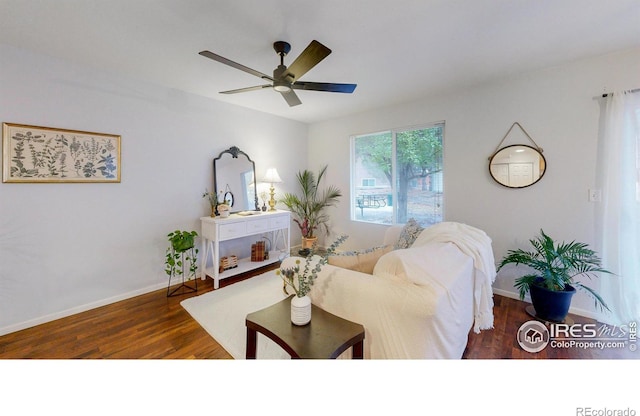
0,45,308,335
308,47,640,319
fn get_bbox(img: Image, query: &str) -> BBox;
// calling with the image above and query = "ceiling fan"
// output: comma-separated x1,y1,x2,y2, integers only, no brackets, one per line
199,40,357,107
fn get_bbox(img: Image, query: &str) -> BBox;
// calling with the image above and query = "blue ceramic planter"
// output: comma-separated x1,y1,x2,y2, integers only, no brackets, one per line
530,282,576,323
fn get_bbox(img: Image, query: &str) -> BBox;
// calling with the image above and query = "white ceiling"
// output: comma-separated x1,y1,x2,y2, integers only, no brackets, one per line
1,0,639,124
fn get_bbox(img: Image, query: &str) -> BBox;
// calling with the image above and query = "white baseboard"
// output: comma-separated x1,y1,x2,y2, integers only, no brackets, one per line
491,287,520,300
492,288,602,321
0,282,167,337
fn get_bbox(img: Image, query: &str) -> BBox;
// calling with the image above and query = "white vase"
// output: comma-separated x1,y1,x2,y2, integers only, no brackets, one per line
291,295,312,326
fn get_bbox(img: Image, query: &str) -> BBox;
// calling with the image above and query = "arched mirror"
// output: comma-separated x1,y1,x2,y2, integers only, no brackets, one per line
213,146,259,212
489,144,546,188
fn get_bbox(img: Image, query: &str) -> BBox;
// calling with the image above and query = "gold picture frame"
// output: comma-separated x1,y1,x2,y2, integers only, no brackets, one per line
2,123,121,183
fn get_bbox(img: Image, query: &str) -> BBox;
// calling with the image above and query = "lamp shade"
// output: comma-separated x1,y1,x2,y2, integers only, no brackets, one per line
262,168,282,183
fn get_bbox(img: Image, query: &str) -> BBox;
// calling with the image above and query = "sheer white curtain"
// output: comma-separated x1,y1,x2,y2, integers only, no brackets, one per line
596,90,640,325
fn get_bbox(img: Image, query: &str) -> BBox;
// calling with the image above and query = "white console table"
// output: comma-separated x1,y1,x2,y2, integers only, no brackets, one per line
200,210,290,289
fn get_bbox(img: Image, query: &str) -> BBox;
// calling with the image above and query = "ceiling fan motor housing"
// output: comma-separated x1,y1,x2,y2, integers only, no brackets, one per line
273,62,294,92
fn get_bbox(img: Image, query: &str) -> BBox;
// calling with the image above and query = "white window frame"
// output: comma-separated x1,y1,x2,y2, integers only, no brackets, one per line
350,121,444,226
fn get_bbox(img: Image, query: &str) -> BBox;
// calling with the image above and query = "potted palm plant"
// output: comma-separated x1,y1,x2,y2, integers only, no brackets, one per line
280,165,342,255
497,229,611,322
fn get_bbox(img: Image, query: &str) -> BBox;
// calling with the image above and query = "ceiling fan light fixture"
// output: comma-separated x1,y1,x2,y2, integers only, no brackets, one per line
273,81,291,93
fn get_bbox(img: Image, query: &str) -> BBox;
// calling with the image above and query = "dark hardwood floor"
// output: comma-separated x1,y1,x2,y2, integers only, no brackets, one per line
0,265,637,359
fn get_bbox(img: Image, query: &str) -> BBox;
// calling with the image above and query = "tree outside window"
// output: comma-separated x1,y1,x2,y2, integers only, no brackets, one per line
351,123,444,226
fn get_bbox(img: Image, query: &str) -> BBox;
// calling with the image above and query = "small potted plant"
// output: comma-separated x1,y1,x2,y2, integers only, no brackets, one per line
165,230,199,297
277,235,347,325
280,165,341,255
497,229,611,322
202,189,217,217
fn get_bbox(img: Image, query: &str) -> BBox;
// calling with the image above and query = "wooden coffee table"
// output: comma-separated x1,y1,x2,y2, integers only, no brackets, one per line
245,296,365,359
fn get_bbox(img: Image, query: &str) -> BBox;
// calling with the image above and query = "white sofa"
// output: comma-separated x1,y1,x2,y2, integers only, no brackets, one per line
280,221,496,359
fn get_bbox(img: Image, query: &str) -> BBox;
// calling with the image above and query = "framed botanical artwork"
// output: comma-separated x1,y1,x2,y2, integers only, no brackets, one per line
2,123,121,183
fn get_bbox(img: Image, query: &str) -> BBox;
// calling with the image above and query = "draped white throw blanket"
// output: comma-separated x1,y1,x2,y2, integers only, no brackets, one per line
412,222,497,333
307,244,476,358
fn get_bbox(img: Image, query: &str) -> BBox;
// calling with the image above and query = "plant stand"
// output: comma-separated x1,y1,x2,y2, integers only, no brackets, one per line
165,234,199,298
167,250,198,297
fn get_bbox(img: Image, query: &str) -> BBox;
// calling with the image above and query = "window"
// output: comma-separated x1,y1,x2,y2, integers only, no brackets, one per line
361,178,376,187
351,122,444,226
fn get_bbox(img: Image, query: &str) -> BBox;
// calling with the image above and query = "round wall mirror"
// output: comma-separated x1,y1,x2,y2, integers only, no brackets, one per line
223,191,234,207
489,144,546,188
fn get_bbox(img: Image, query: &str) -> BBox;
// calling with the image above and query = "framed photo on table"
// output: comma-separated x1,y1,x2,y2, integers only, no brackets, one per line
2,123,121,183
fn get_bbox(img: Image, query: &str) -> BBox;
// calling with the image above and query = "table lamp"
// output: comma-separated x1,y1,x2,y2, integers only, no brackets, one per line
262,168,282,211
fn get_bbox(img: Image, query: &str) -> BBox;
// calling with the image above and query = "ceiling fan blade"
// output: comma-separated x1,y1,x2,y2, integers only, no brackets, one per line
280,90,302,107
220,85,272,94
282,40,331,82
199,50,274,81
292,81,357,93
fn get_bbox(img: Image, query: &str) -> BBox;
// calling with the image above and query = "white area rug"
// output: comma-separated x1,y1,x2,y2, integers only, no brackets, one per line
180,270,291,359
